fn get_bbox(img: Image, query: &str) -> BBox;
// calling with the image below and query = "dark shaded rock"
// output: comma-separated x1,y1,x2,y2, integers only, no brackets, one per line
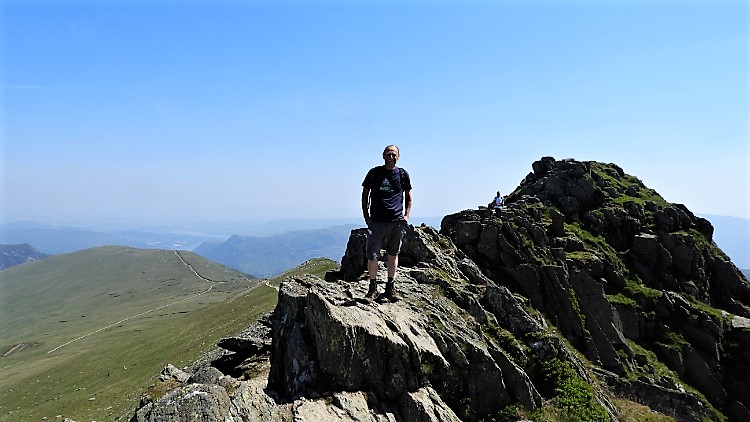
217,336,271,355
188,366,224,385
595,368,716,422
683,346,727,406
338,228,369,282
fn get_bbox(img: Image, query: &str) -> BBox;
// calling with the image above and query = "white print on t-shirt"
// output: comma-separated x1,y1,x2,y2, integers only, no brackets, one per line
379,178,394,193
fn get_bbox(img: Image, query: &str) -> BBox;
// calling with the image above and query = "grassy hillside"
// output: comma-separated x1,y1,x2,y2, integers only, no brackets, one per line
0,248,339,421
266,257,340,286
0,246,271,421
0,246,252,345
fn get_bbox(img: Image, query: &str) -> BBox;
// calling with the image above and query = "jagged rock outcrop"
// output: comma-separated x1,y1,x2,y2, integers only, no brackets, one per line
439,157,750,420
132,157,750,422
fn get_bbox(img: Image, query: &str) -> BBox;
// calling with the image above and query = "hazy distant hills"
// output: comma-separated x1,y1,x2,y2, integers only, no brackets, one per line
700,214,750,270
194,224,359,277
0,222,222,255
0,243,49,270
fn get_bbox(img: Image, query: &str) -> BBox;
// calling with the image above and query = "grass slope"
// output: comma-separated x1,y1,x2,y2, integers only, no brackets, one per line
0,246,252,346
0,246,265,421
0,247,339,422
266,257,341,286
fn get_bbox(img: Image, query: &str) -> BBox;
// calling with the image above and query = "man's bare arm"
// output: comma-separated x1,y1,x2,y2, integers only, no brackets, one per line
403,190,413,222
362,188,371,225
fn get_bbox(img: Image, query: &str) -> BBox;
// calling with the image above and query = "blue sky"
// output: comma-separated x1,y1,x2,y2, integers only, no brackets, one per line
2,0,748,226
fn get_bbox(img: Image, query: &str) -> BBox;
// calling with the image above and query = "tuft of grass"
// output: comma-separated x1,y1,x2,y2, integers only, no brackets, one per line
532,358,609,422
624,277,663,300
437,235,454,251
612,397,676,421
143,379,183,403
590,162,668,208
622,339,687,385
606,293,638,307
684,294,732,324
266,257,339,287
481,322,527,365
563,221,623,270
481,404,532,422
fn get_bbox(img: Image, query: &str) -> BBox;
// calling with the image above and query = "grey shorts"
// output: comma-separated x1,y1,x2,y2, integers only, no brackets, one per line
366,220,407,260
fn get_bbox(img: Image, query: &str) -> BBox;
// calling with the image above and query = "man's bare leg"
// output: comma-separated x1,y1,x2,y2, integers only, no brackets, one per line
387,255,398,279
368,258,379,280
384,255,401,302
364,258,380,302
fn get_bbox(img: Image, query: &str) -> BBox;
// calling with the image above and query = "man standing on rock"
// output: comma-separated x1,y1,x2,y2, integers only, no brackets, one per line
361,145,412,303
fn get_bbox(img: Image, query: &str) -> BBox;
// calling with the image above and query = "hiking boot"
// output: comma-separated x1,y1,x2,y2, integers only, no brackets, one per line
363,281,379,303
381,282,401,303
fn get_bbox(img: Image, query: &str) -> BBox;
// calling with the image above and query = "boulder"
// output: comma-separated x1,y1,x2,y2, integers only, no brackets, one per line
338,228,370,282
267,275,531,420
159,364,190,383
132,384,231,422
217,336,271,355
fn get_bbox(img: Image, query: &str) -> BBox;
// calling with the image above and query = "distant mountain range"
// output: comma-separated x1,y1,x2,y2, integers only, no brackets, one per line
700,214,750,270
193,224,360,278
0,243,48,270
0,222,224,255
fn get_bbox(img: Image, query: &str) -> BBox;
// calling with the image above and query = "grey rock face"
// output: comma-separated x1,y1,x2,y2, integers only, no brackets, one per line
267,270,541,420
132,384,231,422
439,157,750,421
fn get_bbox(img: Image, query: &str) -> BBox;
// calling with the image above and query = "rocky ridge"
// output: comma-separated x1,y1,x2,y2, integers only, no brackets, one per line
132,157,750,422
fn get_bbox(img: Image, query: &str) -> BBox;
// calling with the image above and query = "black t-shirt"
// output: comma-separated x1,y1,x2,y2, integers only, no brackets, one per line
362,166,412,222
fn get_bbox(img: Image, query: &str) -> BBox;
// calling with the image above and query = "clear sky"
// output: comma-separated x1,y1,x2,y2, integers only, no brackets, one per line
2,0,748,226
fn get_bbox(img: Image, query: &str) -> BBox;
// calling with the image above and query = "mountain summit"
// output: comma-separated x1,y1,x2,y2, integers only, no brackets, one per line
133,157,750,422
